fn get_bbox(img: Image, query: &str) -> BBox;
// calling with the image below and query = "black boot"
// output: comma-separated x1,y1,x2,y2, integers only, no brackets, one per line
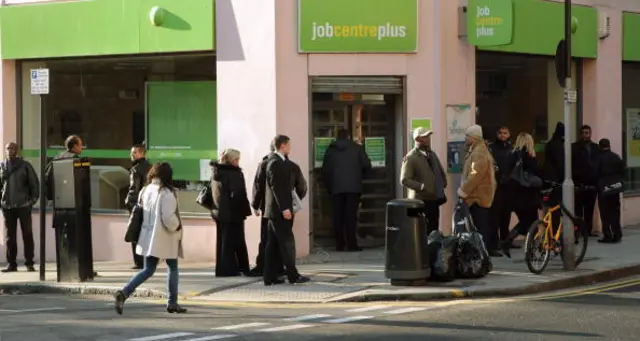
500,229,519,258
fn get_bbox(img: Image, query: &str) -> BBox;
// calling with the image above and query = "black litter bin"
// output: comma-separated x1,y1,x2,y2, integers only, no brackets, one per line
384,199,430,286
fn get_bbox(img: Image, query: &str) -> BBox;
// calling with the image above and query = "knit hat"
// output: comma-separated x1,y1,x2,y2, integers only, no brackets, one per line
465,124,483,139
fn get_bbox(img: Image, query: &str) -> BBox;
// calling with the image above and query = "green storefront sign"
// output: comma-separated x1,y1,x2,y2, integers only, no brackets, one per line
0,0,214,59
467,0,513,46
472,0,598,58
298,0,418,53
623,12,640,61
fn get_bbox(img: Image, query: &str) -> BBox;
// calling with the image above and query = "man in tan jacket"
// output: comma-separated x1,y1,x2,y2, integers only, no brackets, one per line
457,125,501,257
400,127,447,234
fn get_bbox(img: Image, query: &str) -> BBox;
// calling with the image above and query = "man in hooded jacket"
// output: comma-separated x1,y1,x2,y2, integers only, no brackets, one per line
322,129,372,251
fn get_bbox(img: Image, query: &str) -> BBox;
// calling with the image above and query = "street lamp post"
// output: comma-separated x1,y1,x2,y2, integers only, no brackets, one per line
561,0,576,271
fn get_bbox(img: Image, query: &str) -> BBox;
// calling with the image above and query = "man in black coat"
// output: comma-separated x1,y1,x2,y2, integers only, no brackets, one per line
489,126,513,251
321,129,372,251
124,144,151,269
248,144,282,277
594,139,624,243
572,124,600,236
0,142,40,272
263,135,310,286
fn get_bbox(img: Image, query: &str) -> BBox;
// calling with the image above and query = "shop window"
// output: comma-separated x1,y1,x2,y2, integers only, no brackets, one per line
476,52,581,166
19,55,217,214
622,63,640,194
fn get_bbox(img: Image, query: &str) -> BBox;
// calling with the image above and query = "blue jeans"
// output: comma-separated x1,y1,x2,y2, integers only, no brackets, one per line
122,256,179,305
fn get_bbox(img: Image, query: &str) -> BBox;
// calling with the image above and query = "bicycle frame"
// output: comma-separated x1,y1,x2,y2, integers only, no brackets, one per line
539,200,579,249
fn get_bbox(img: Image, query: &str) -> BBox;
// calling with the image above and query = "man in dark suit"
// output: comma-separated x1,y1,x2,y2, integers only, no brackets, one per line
263,135,310,286
248,143,283,277
124,144,151,269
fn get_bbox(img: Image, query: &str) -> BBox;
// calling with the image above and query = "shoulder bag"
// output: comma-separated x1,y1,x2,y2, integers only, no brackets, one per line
509,154,542,188
124,186,146,243
196,184,213,210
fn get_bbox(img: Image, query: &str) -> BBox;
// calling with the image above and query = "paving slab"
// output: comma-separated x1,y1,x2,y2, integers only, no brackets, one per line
0,227,639,303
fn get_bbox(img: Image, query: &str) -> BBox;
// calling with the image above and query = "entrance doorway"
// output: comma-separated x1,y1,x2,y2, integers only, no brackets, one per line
310,89,403,248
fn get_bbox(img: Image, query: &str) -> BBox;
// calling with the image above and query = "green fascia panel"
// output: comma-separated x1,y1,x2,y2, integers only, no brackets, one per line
623,12,640,61
139,0,214,54
0,0,214,60
478,0,598,58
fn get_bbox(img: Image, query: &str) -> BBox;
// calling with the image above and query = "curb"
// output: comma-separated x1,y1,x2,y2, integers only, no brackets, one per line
327,264,640,303
0,283,167,299
2,265,640,303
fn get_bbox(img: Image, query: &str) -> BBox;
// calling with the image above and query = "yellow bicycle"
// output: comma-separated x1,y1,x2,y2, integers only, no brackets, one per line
524,182,590,275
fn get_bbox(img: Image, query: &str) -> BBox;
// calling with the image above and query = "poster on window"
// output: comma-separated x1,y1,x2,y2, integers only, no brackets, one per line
627,109,640,167
446,104,473,173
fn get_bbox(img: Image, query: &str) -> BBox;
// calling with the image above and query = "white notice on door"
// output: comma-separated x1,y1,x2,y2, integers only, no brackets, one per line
30,69,50,95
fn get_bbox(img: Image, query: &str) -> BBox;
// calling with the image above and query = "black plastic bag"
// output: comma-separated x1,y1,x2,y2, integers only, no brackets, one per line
456,231,492,278
452,200,492,278
427,230,457,282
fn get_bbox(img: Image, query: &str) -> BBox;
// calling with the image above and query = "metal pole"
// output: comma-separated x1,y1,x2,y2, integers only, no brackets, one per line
561,0,576,270
38,94,46,281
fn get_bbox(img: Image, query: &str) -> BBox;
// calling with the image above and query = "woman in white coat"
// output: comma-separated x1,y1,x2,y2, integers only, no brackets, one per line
114,162,186,314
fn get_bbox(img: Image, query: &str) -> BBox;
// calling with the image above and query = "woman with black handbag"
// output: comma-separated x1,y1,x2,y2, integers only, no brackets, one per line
501,133,543,258
595,138,625,244
211,149,252,277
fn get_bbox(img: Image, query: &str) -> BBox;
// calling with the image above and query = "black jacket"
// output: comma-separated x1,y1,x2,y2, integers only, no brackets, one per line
289,160,308,200
594,149,625,191
507,148,542,211
125,158,151,210
321,138,372,195
0,158,40,209
264,153,293,219
490,139,513,185
251,153,271,212
544,122,565,183
572,140,600,185
44,150,79,200
210,162,251,223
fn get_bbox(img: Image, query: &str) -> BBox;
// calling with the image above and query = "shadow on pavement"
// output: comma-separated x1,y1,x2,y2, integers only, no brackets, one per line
354,320,600,338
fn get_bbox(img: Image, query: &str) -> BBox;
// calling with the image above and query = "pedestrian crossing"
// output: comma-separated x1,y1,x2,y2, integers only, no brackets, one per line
126,304,436,341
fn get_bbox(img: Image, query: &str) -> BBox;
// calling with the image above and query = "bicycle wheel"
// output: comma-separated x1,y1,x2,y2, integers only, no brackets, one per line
567,217,589,266
525,220,552,275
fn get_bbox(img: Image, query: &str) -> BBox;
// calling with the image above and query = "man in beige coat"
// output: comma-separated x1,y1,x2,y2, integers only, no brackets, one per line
457,125,501,257
400,127,447,234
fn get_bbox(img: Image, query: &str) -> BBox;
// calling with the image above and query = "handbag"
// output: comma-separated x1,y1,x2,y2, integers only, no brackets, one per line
196,184,213,210
292,190,303,213
509,155,542,188
124,187,146,243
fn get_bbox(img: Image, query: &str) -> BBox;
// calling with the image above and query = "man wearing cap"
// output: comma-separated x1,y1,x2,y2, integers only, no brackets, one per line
400,127,447,234
457,124,500,256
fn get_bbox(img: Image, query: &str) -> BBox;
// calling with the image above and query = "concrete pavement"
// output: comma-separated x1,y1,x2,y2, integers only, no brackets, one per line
1,278,639,340
1,227,640,303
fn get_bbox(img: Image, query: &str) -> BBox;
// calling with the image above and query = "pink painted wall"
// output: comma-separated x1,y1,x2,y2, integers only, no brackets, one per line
0,214,224,263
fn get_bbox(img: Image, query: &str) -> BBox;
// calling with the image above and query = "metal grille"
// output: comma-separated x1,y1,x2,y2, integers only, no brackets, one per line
311,76,403,94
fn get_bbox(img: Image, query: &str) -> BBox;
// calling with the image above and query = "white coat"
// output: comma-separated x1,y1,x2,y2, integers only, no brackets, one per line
135,181,183,259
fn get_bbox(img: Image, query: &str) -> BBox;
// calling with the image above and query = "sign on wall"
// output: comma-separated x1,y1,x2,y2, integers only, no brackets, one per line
626,108,640,168
466,0,514,46
298,0,418,53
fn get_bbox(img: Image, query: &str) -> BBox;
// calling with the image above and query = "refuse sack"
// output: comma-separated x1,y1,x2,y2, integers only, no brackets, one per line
451,200,492,278
427,230,457,282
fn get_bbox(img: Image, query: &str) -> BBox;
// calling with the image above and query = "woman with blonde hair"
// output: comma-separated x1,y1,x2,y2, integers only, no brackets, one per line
211,148,252,276
501,132,542,258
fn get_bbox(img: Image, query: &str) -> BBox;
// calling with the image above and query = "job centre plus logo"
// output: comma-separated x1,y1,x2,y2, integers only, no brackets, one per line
467,0,513,46
310,22,407,42
298,0,418,53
